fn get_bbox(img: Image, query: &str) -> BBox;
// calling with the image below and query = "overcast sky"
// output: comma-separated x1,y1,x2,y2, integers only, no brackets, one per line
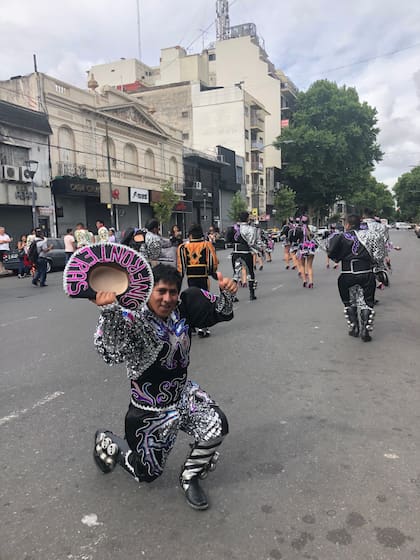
1,0,419,188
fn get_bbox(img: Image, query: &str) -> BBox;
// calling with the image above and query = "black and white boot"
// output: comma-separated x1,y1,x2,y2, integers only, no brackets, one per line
249,279,257,301
360,308,375,342
344,306,359,337
93,430,119,473
179,437,223,510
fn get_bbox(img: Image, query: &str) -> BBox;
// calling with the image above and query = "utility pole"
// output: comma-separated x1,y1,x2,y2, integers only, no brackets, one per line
105,121,115,228
136,0,142,60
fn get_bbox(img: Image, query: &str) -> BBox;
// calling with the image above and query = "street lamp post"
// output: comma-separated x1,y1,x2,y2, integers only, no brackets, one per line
25,160,39,230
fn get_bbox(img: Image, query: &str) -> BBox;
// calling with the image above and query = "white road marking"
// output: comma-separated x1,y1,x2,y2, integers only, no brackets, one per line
0,391,64,427
272,285,283,291
384,453,400,459
0,316,38,328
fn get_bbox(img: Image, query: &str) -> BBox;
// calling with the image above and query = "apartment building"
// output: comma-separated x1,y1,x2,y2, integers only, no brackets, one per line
127,80,266,216
0,73,183,235
0,100,52,240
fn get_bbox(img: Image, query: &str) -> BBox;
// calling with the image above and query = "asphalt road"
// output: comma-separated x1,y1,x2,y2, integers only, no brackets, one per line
1,230,419,560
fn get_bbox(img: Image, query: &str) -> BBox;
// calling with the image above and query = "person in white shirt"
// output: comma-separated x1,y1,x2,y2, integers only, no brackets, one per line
0,226,12,274
63,228,75,263
96,220,109,243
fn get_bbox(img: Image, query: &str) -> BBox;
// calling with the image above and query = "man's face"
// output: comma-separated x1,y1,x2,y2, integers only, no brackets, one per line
0,228,4,235
147,280,179,319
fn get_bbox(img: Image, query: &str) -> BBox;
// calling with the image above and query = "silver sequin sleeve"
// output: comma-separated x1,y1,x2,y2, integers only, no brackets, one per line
94,303,136,365
215,290,234,317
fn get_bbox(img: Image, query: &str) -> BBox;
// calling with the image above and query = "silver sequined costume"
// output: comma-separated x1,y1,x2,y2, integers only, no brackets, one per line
94,287,233,484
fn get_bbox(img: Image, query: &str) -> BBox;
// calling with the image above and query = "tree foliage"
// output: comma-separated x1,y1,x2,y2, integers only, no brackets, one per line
227,191,248,221
393,166,420,221
275,80,383,211
349,176,395,219
151,180,180,226
273,186,296,223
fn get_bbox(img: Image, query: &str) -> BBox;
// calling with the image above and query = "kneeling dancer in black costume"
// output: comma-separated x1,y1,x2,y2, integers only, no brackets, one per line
327,214,385,342
93,264,237,510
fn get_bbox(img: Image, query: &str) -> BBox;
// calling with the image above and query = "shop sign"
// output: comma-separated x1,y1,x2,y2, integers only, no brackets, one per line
39,206,54,216
173,200,192,213
130,188,149,204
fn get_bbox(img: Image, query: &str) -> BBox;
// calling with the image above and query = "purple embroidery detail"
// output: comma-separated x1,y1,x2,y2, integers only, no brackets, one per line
233,223,241,241
200,289,217,303
344,232,360,255
146,310,190,370
135,411,179,476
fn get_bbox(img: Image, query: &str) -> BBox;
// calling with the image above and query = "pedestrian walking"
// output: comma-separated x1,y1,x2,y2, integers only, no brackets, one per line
0,226,12,275
17,235,30,278
31,229,53,287
63,228,75,264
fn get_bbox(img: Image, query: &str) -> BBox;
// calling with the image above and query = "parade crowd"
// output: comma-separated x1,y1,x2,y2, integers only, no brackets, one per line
1,207,395,510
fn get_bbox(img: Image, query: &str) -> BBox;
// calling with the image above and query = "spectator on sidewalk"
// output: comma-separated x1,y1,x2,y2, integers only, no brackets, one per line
0,226,12,274
64,228,76,264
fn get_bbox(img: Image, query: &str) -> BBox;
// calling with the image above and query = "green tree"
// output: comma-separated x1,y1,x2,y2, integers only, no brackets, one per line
227,191,248,222
349,175,395,219
393,166,420,221
273,185,296,223
275,80,383,211
151,180,180,228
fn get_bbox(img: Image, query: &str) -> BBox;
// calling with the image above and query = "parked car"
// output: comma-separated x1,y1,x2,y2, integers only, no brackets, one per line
4,238,66,274
414,224,420,238
395,221,412,230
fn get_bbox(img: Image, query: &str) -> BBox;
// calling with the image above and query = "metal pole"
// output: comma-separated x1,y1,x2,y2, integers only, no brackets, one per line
105,121,115,228
31,180,37,229
136,0,142,61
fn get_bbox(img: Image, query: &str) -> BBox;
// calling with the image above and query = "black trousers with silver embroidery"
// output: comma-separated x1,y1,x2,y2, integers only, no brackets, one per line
118,380,228,484
338,272,375,308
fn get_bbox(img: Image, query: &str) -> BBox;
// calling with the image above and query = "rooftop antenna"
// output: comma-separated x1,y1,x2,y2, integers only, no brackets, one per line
136,0,142,60
216,0,230,41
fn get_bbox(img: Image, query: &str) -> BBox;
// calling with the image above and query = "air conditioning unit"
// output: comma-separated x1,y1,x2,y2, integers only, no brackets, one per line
216,154,225,163
2,165,19,181
193,181,202,190
20,167,33,183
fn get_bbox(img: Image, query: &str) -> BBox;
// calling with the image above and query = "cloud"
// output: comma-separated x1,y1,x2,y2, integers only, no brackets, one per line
1,0,419,189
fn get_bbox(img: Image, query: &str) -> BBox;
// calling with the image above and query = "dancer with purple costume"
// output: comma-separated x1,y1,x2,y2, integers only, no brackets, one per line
92,264,237,510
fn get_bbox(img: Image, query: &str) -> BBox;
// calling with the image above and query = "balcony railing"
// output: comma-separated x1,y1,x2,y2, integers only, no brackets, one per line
57,162,87,178
250,116,264,129
251,161,264,172
251,140,264,151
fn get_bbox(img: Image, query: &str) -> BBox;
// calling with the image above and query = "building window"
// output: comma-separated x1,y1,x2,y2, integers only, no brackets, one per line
245,129,249,139
246,174,250,185
169,157,178,184
244,106,249,116
58,126,76,165
181,111,189,118
124,143,138,173
209,53,216,61
245,152,250,162
145,149,155,175
260,177,264,186
182,132,190,140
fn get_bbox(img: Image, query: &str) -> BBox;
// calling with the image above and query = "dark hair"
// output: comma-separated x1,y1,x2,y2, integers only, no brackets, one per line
239,211,249,222
96,220,104,226
188,223,204,239
76,223,85,228
152,264,182,292
146,219,159,232
363,208,375,218
346,214,361,229
66,228,73,234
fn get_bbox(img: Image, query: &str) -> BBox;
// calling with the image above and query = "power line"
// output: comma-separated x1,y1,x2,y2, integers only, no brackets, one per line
287,41,420,79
